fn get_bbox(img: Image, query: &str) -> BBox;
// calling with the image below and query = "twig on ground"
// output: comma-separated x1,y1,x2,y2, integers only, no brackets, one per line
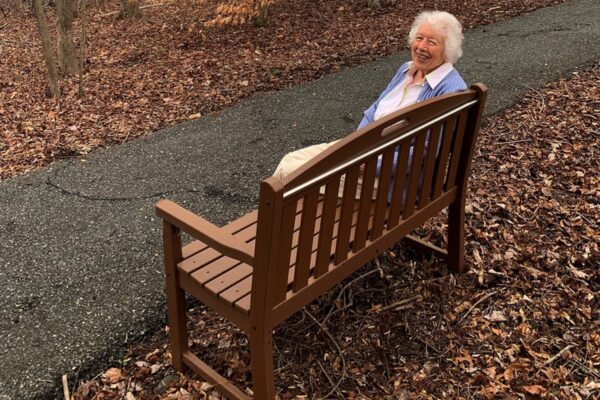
62,374,70,400
304,310,346,399
541,344,574,367
317,360,342,398
415,337,440,355
456,291,497,325
1,38,34,46
567,358,600,379
374,258,385,278
522,84,546,113
71,364,81,395
320,268,379,328
379,295,422,312
494,138,533,146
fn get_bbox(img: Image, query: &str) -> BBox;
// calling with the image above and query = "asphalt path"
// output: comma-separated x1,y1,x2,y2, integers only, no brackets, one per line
1,0,599,398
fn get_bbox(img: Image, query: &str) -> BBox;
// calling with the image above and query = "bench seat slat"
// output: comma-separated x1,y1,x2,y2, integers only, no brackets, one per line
189,256,241,285
234,293,251,313
203,263,253,294
220,275,253,306
181,210,258,259
179,248,222,275
180,226,257,275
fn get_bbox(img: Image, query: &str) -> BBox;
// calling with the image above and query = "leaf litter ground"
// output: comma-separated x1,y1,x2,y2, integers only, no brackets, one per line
1,0,597,398
1,0,565,179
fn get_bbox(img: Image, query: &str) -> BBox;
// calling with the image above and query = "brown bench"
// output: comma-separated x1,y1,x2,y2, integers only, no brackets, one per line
155,84,487,399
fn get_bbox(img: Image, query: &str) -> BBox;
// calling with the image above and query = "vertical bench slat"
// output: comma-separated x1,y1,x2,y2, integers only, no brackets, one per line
315,177,341,278
353,158,378,252
334,165,360,264
371,146,396,240
288,200,326,255
418,122,443,209
431,115,457,199
445,110,469,190
403,133,427,219
387,142,411,228
293,190,320,291
272,202,298,304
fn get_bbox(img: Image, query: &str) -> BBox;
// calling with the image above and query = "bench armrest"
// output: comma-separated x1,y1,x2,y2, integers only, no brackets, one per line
155,200,254,266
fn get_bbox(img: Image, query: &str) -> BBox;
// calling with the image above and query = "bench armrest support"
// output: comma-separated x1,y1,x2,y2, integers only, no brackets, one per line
156,200,254,266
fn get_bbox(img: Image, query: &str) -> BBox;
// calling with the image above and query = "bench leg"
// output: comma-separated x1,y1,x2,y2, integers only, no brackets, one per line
448,200,467,273
163,221,189,372
250,327,275,399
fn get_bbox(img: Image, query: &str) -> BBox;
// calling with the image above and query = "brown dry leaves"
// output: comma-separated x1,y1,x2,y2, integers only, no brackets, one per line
1,0,566,180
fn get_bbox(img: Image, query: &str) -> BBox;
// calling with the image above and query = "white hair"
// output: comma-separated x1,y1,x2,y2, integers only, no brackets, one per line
408,11,464,64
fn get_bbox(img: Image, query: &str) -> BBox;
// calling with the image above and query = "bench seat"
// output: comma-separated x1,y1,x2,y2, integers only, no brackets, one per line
176,198,359,317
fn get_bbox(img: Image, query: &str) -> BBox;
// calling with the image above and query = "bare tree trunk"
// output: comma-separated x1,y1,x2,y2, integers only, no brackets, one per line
368,0,381,9
253,1,268,27
118,0,141,19
57,0,79,74
78,0,86,97
32,0,60,98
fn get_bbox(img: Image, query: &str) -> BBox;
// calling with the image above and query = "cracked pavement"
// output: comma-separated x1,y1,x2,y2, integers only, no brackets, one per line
1,0,599,398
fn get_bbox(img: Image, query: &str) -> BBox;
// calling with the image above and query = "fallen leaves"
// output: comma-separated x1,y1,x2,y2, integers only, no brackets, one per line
522,384,546,396
0,0,569,180
103,367,124,384
485,310,507,322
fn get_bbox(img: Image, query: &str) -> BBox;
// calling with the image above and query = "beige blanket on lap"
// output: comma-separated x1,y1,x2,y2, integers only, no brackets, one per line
274,140,379,200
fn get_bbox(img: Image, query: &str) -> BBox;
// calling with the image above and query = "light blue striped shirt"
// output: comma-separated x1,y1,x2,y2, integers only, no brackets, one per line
358,62,467,129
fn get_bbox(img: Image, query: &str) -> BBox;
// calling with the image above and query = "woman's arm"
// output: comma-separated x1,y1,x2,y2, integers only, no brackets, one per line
357,62,411,130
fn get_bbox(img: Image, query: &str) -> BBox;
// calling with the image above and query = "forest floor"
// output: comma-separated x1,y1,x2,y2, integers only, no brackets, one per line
0,0,566,180
1,0,598,399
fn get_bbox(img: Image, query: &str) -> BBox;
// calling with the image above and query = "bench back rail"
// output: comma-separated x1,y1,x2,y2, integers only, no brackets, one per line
251,84,486,327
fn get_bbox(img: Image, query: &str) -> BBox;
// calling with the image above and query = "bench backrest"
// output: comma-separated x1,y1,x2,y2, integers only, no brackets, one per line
251,84,487,327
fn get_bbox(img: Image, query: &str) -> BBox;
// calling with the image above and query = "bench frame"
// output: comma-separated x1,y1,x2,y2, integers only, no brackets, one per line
156,84,487,399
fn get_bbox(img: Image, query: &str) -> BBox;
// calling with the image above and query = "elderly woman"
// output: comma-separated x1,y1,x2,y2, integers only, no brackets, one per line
274,10,466,179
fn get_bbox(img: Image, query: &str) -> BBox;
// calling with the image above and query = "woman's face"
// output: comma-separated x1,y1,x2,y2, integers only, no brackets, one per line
411,23,446,75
